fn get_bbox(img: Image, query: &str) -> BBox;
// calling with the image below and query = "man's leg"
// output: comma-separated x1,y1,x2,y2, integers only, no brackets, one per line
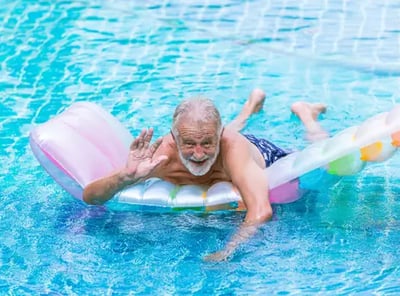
226,88,266,132
290,101,328,141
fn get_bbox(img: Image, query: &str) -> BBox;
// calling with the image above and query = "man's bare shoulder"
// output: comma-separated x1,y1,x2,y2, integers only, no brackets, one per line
154,134,178,165
219,129,250,163
155,134,177,158
220,128,248,149
221,128,265,169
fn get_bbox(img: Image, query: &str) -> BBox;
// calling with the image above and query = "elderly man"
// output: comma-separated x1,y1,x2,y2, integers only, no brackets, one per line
83,89,327,261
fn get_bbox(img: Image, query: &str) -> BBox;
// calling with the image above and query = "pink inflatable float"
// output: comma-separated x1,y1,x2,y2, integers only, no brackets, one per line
29,102,400,210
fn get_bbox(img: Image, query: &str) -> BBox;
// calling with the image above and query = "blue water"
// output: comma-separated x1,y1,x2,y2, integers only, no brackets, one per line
1,0,400,294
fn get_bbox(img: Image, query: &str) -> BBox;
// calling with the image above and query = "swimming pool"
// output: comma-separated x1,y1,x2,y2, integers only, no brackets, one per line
1,0,400,294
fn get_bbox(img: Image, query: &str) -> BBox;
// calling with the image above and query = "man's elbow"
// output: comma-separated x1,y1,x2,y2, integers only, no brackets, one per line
82,187,103,205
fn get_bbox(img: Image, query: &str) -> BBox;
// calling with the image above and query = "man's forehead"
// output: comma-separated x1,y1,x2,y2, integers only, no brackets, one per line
178,116,217,128
177,120,219,137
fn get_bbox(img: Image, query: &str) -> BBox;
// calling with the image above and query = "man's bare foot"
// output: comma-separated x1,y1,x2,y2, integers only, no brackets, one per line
290,101,327,120
291,101,328,142
226,88,266,132
244,88,266,115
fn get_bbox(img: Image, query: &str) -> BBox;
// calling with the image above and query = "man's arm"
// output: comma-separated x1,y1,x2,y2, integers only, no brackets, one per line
205,134,272,261
83,128,168,205
83,170,139,205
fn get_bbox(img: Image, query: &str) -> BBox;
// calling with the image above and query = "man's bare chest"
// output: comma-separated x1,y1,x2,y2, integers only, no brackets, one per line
156,159,230,186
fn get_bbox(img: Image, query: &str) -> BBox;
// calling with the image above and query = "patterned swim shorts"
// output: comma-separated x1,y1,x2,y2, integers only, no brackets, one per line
243,134,288,167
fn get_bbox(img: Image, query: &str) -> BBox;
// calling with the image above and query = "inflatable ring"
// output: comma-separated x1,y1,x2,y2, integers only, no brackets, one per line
29,102,400,210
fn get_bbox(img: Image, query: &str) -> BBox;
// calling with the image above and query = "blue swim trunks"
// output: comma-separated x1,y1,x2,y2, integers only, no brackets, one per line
243,134,288,167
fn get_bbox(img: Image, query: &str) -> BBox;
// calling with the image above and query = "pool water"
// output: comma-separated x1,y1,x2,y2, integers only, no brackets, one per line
1,0,400,294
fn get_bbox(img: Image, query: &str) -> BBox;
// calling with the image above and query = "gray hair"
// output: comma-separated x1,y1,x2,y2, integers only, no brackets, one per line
172,96,222,137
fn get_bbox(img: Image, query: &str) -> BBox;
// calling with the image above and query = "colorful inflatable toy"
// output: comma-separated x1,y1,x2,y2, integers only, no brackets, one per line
29,102,400,210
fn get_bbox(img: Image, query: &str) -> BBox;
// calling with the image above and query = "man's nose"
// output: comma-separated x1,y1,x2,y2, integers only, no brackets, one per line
193,145,205,159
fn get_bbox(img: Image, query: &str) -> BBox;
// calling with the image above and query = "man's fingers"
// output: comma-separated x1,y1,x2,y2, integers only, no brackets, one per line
130,137,139,150
151,155,168,169
143,155,168,174
142,128,154,149
131,128,149,150
203,250,230,262
144,128,153,143
138,129,148,149
149,137,163,153
153,155,168,167
131,129,160,154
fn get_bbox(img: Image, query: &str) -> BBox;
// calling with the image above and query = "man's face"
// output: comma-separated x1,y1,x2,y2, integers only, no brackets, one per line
174,119,220,176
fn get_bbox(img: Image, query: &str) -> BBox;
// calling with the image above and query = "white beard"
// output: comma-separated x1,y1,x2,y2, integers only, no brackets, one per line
177,144,220,176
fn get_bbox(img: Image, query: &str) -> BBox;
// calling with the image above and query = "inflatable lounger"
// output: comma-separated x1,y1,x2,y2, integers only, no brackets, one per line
29,102,400,210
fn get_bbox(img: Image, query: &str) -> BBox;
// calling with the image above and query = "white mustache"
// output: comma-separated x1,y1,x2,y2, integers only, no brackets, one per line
189,156,209,162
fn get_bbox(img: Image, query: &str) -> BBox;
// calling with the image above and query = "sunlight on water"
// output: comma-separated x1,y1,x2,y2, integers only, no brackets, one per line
1,0,400,294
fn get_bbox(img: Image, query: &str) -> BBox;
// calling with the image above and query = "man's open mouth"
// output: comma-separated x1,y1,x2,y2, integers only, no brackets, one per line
190,159,207,165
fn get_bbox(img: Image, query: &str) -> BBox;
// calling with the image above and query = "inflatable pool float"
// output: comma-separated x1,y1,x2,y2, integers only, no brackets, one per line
29,102,400,210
